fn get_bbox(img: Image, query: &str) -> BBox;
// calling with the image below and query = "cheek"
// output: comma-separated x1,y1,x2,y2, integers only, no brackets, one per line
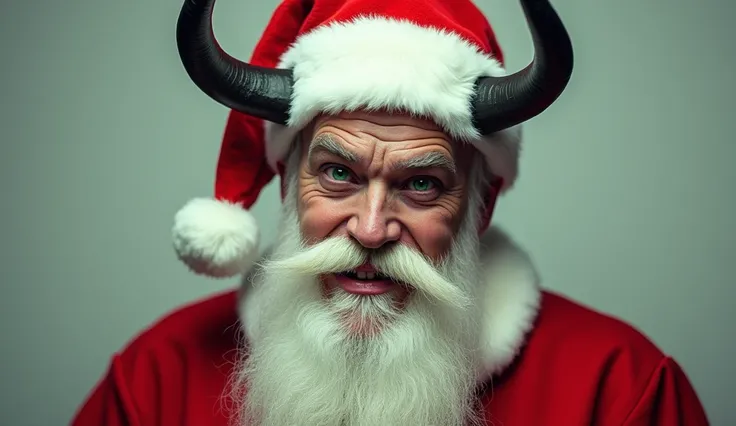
403,210,457,261
298,193,350,241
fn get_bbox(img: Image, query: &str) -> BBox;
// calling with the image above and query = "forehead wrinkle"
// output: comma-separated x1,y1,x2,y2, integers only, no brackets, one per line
348,126,449,145
307,133,362,164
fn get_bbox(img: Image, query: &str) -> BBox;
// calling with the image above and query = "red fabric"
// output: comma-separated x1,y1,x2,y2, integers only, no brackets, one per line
213,0,506,210
296,0,504,63
216,111,274,208
214,0,311,208
70,291,709,426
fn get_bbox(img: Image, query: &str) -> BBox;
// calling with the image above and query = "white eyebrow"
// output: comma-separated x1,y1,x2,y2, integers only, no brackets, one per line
308,135,456,174
307,134,361,163
391,151,457,174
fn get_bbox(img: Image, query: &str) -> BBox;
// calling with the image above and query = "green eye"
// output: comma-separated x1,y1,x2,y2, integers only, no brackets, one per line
329,167,351,181
409,177,435,192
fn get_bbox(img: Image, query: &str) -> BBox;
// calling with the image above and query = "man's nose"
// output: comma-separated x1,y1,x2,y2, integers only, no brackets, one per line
346,183,401,249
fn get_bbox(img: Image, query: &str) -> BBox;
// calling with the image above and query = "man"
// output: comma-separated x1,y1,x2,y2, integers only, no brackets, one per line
72,0,710,424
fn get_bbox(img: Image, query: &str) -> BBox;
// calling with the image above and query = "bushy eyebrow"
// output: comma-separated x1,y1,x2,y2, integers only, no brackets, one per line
307,134,456,175
389,151,457,174
307,134,361,164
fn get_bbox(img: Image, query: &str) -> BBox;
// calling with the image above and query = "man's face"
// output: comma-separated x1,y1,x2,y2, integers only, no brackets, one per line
235,110,488,426
295,110,476,314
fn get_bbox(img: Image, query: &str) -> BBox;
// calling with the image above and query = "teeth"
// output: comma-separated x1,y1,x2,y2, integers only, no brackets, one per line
354,271,376,280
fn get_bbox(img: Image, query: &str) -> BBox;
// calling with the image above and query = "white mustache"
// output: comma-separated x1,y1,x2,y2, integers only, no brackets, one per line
262,237,470,310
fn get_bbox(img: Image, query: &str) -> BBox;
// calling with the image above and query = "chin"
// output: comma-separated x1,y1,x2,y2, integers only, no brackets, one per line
320,271,413,336
234,269,479,426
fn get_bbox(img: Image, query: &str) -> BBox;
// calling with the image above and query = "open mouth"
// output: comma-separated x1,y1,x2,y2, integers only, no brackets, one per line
342,270,391,281
331,268,396,296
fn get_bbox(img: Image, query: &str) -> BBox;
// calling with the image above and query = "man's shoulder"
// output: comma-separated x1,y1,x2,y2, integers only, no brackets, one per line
514,289,671,392
531,290,665,360
116,289,241,368
75,290,242,425
487,291,709,424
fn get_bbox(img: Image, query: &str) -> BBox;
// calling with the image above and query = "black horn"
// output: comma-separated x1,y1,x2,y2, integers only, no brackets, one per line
472,0,574,135
176,0,293,124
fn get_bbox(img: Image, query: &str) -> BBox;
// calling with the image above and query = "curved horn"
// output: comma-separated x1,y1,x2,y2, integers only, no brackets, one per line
176,0,293,124
472,0,574,135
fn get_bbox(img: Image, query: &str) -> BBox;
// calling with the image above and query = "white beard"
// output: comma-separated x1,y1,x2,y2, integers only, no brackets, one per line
228,155,491,426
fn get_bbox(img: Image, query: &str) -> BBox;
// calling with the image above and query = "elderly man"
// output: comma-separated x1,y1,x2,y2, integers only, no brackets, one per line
72,0,709,424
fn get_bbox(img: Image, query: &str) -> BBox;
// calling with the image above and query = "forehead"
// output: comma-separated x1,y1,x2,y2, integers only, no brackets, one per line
302,110,471,158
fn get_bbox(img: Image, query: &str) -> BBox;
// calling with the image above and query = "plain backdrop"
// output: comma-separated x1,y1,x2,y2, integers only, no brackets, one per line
1,0,734,424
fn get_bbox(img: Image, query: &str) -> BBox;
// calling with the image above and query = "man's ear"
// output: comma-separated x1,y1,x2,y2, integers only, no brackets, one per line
477,176,503,235
277,161,287,200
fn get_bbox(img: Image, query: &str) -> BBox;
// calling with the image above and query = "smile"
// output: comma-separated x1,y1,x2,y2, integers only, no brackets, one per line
331,264,397,296
343,270,389,281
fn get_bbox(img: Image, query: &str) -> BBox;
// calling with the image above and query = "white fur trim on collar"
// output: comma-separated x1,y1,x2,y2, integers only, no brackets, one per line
237,227,541,380
263,15,523,192
475,227,542,379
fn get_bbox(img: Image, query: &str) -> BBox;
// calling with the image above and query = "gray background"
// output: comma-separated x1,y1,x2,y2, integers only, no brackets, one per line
1,0,734,424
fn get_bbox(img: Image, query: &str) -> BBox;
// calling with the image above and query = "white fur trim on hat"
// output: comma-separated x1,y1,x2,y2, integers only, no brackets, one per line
264,15,523,191
172,198,260,278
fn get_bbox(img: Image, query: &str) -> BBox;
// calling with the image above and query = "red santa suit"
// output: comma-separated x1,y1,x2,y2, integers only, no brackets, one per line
71,0,709,423
71,228,708,425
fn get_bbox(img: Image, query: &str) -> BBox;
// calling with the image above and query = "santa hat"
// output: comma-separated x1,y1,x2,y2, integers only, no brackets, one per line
172,0,573,278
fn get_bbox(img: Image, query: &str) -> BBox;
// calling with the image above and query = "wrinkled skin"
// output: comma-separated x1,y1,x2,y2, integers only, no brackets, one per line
296,110,477,259
294,110,479,305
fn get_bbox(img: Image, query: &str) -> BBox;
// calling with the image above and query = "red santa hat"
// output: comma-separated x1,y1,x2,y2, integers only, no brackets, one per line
172,0,573,278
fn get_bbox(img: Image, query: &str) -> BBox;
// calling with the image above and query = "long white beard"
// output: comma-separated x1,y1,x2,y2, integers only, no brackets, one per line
228,155,490,426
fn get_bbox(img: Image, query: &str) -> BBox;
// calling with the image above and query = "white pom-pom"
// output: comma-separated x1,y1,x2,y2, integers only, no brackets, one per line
172,198,260,278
